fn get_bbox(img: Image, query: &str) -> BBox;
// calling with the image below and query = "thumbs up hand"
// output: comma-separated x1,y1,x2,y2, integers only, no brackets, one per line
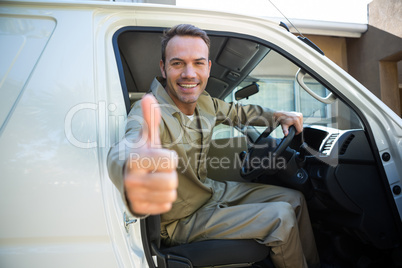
141,93,161,149
124,94,178,215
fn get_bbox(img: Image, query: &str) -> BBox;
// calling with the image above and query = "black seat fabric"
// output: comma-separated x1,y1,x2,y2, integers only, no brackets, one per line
141,216,269,268
161,239,269,267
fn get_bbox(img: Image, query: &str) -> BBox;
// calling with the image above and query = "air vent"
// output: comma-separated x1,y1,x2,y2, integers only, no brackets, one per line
321,133,339,155
340,134,355,155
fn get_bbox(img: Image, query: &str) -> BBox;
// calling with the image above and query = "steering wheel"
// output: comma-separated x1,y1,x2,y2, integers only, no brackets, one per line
240,125,296,181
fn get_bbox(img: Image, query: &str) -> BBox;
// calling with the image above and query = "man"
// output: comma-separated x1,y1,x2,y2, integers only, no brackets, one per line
107,24,320,268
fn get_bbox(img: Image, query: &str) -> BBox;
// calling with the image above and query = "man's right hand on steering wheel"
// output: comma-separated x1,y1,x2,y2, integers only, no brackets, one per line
274,111,303,136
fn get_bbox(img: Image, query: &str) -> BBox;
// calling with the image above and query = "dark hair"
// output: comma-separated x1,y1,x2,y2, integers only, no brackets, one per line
161,24,210,63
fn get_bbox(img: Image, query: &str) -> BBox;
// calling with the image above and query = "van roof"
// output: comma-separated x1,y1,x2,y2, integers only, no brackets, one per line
2,0,367,37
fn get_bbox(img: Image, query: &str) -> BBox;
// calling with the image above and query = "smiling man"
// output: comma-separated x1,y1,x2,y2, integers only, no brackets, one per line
160,34,211,114
107,24,320,268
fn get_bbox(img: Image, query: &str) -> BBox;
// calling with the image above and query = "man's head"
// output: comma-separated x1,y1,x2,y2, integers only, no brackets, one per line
159,24,211,115
161,24,210,64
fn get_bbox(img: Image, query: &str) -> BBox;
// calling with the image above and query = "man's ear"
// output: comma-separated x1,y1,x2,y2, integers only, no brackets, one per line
159,60,166,78
208,60,212,76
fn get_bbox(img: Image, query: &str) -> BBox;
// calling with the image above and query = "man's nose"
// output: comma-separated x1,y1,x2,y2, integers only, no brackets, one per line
181,64,196,78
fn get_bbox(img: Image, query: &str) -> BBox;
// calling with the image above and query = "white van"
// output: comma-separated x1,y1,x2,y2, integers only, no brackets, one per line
1,1,402,267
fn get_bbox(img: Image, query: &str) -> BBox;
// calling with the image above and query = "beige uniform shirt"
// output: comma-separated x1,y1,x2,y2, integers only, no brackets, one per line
107,77,276,225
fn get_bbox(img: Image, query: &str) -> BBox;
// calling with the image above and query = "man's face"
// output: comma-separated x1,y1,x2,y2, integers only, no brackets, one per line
160,35,211,114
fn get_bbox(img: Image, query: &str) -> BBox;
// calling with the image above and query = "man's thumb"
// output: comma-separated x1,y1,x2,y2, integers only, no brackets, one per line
141,94,161,148
282,125,289,137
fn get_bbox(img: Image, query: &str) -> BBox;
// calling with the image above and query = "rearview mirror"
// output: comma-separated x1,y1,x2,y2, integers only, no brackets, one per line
235,83,259,101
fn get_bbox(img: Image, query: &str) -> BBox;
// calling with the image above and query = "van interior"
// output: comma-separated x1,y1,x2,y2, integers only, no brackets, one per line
114,27,402,268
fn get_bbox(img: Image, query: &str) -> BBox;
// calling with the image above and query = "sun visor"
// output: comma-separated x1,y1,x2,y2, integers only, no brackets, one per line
206,77,229,98
217,38,260,72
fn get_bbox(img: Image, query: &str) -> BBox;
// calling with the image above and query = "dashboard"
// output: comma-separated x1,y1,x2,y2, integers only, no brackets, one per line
302,125,399,249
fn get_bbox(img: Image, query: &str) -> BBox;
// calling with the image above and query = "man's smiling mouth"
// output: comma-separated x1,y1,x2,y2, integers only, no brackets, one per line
178,83,198,88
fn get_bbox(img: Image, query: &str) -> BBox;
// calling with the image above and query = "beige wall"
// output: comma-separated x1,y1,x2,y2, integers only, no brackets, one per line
369,0,402,38
346,0,402,117
306,0,402,117
304,35,348,71
368,0,402,116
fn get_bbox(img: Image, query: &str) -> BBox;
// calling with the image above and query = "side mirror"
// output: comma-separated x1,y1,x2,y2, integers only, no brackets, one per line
235,82,259,101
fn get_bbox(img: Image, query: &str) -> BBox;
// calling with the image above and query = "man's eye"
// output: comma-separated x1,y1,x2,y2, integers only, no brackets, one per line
172,62,182,66
195,62,205,65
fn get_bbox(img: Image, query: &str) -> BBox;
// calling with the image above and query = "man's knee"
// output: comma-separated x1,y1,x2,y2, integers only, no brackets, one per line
271,201,297,226
258,202,298,244
282,188,305,209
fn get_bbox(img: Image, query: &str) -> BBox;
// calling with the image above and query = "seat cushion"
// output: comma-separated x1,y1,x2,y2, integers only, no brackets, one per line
160,239,269,267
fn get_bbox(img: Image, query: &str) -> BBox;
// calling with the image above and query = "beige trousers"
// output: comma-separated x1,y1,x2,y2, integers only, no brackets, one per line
163,179,320,268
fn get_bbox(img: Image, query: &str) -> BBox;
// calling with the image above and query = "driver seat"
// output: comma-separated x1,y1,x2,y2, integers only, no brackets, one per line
141,215,270,268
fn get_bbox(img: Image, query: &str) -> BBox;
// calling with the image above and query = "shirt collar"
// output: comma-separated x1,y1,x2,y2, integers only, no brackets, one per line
150,77,181,116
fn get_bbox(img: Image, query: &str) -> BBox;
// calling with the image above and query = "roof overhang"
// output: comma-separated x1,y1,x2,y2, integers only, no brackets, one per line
264,17,368,38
